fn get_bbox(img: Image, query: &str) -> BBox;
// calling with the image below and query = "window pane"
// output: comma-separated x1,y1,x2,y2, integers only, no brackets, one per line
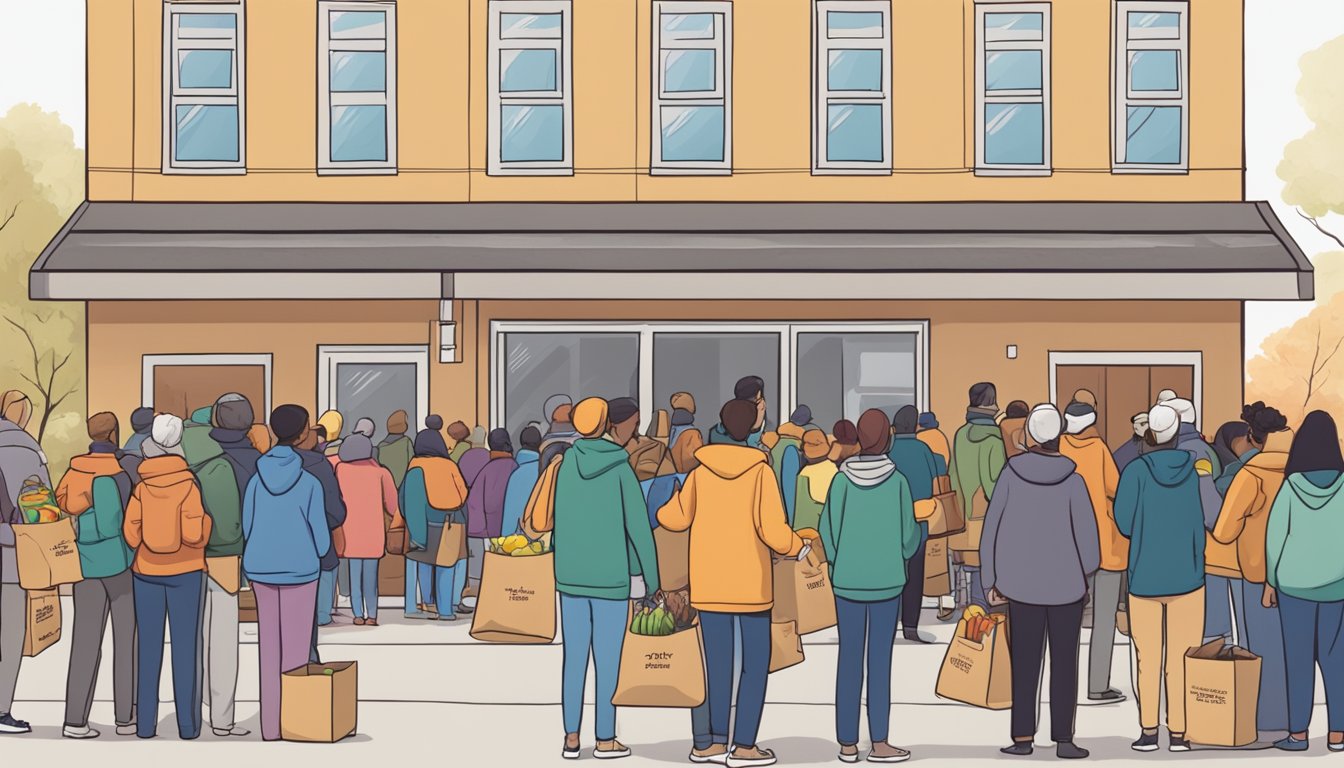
501,49,557,92
826,104,883,163
661,106,724,162
501,105,564,162
335,362,417,444
985,12,1043,39
501,13,562,37
661,13,715,40
1128,11,1181,36
330,51,387,92
502,333,639,438
828,50,882,92
653,333,780,436
796,333,917,430
1125,105,1181,164
178,13,235,35
174,104,238,162
331,105,388,162
663,49,716,93
1129,50,1179,92
984,102,1043,165
330,10,386,39
178,50,232,89
827,11,883,38
985,50,1041,91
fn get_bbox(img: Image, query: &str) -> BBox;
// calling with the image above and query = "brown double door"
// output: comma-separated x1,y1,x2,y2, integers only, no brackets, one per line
1055,365,1195,452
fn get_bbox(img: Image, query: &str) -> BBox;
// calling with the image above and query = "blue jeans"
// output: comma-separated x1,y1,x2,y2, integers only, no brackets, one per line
1241,581,1288,732
317,567,337,625
134,571,205,739
1204,574,1247,642
560,594,627,740
692,619,742,750
348,558,379,620
418,562,463,616
404,558,422,613
835,595,901,746
703,610,771,749
1279,592,1344,734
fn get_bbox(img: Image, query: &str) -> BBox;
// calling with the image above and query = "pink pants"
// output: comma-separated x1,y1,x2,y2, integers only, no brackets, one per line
252,580,318,741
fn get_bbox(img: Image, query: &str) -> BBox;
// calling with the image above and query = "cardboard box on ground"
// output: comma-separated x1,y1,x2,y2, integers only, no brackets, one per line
281,662,358,743
1184,639,1261,748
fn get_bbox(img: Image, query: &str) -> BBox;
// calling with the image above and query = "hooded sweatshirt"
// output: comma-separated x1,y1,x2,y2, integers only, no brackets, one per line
299,447,346,571
501,448,540,537
242,445,331,585
917,427,952,471
1211,429,1291,584
552,438,660,601
1178,423,1223,479
124,455,211,577
181,428,247,558
1114,448,1219,598
466,451,518,539
401,457,469,550
819,455,921,602
794,460,838,533
378,433,415,488
981,452,1100,606
57,453,134,579
0,418,49,584
1266,470,1344,602
950,414,1006,532
1060,428,1125,572
335,447,400,560
658,444,803,612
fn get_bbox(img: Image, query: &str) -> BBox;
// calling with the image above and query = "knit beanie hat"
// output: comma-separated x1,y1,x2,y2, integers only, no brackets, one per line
1027,404,1063,445
790,405,813,426
1156,389,1178,404
144,414,185,457
316,410,344,441
1168,398,1196,425
353,417,376,437
802,429,830,460
387,410,409,435
670,392,695,414
447,421,470,441
1148,404,1180,444
213,393,254,431
573,397,610,438
487,427,513,453
608,397,640,426
918,412,939,430
425,414,444,431
271,404,311,445
339,433,374,462
1064,400,1097,435
969,382,997,409
130,406,155,434
87,411,119,443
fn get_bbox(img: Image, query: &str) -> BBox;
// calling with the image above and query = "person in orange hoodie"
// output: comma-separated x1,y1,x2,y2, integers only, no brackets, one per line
916,412,951,471
335,432,401,627
658,398,806,768
123,413,211,740
1059,393,1126,704
1211,406,1292,740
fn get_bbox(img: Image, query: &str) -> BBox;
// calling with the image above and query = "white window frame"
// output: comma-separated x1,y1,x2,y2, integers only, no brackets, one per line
1112,0,1189,173
490,321,927,430
317,0,398,175
812,0,892,175
651,1,732,175
487,0,574,176
162,2,246,174
975,2,1051,176
141,353,273,414
317,345,430,432
1047,350,1203,428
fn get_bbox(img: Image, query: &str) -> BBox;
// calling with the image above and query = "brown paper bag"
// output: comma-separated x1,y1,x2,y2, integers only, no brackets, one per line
935,619,1012,710
772,549,837,635
22,588,61,657
927,476,966,539
281,662,358,742
612,615,705,708
434,521,468,567
1184,639,1261,747
946,489,987,552
206,555,241,595
654,527,690,593
15,518,83,590
769,621,805,673
470,551,557,643
923,538,951,597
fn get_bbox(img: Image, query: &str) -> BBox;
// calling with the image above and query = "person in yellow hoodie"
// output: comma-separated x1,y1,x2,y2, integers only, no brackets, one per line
1211,406,1292,740
658,398,806,768
1060,394,1127,704
793,429,837,533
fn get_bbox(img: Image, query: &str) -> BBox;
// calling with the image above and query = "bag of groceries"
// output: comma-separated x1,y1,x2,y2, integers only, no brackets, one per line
15,516,83,590
769,620,805,673
946,488,988,552
23,588,61,657
935,606,1011,710
923,537,951,597
926,475,966,539
612,590,705,708
1184,639,1261,747
772,547,837,635
18,476,61,523
470,544,557,644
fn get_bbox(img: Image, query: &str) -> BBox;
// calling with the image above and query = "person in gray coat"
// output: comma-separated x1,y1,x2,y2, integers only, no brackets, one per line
982,403,1100,760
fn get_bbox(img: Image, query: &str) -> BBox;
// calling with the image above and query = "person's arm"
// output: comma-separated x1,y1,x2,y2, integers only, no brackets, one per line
1198,473,1222,532
933,452,947,478
898,476,921,562
656,469,697,533
818,483,839,567
621,470,660,597
241,475,257,542
1264,489,1290,591
754,467,803,558
1113,467,1139,540
1070,476,1102,577
983,438,1007,500
382,468,404,529
307,478,332,561
123,486,143,550
979,473,1009,593
324,469,346,529
1212,472,1255,545
400,468,429,548
1102,447,1120,504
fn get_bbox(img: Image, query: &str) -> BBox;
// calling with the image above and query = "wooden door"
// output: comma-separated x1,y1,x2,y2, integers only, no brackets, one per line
1056,364,1196,451
152,365,266,419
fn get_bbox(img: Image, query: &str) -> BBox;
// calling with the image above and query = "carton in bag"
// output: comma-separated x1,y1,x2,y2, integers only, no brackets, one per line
935,617,1012,710
15,518,83,590
1184,639,1261,747
470,551,557,644
772,549,837,635
281,662,358,742
23,588,61,657
613,603,705,708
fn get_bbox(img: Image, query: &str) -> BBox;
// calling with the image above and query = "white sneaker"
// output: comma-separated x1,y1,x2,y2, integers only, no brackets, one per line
63,725,100,739
116,724,137,736
213,726,251,737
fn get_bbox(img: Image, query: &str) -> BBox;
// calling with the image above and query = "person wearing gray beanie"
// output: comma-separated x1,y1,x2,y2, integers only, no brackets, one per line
125,406,155,455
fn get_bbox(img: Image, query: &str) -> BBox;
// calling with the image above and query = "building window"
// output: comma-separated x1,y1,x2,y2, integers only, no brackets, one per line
794,331,918,429
487,1,573,175
496,332,640,437
1113,1,1188,171
812,1,891,175
318,1,397,174
651,2,732,175
975,3,1051,174
163,3,245,173
317,345,429,442
653,332,780,433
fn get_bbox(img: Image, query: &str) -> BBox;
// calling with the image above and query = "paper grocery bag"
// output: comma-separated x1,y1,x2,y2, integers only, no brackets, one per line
612,618,705,708
206,555,241,595
935,620,1012,710
470,551,557,643
772,549,837,635
927,476,966,539
22,588,61,657
923,537,950,597
769,621,805,673
434,521,468,567
654,527,690,593
946,489,987,552
281,662,358,742
15,518,83,590
1184,639,1261,747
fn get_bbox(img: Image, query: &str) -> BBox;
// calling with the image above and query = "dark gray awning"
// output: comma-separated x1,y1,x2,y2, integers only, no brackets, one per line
31,201,1313,301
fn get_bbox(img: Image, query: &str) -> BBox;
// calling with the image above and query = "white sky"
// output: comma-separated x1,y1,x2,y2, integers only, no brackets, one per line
0,0,1341,361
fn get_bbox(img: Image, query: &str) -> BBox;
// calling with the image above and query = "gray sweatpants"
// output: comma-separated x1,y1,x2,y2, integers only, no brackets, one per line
468,537,486,585
65,570,137,728
0,583,26,715
200,579,240,730
1088,569,1126,696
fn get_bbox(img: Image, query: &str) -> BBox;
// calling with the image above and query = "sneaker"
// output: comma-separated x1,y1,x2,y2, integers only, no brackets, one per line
1329,743,1343,753
354,618,366,626
690,745,730,765
404,610,436,621
1275,735,1310,752
936,607,957,622
437,614,458,622
595,740,631,760
115,723,137,737
0,714,32,734
1000,742,1034,756
838,745,860,764
1169,735,1191,752
213,726,251,737
563,734,581,760
455,603,475,616
1131,733,1160,752
1087,689,1126,703
366,618,379,627
1056,742,1089,759
902,630,935,644
866,742,910,763
63,725,100,739
726,747,777,768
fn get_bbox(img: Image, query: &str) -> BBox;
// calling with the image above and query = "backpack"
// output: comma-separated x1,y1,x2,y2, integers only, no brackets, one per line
141,488,189,555
191,453,245,552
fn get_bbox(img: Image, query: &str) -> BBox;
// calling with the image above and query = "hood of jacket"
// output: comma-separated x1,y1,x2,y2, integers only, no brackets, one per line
137,455,196,489
0,419,43,455
707,422,748,446
840,454,897,487
256,446,306,496
514,448,540,468
1287,471,1344,510
963,421,1002,444
1005,451,1078,486
1139,448,1197,488
181,426,225,464
570,437,632,480
68,452,125,478
694,444,766,480
210,427,253,452
777,422,807,441
1245,430,1293,472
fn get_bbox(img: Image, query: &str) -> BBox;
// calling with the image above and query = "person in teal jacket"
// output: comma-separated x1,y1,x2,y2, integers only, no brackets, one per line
1265,410,1344,753
543,398,659,761
888,405,938,643
821,409,921,764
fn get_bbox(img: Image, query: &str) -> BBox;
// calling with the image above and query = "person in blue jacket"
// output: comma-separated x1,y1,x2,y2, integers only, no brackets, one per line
501,426,542,538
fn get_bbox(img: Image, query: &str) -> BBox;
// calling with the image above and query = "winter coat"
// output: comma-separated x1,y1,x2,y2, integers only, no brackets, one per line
657,444,803,612
335,458,400,559
999,416,1028,458
242,445,330,585
0,419,49,584
1212,430,1291,584
56,453,134,579
888,434,939,502
501,449,540,537
124,455,211,577
949,415,1006,542
400,456,468,551
181,429,247,558
1060,428,1125,572
466,452,518,539
1214,448,1259,498
1114,448,1219,598
378,434,415,488
299,448,346,571
981,451,1100,606
1112,437,1145,474
917,428,952,471
1266,470,1344,603
819,455,921,602
793,460,838,533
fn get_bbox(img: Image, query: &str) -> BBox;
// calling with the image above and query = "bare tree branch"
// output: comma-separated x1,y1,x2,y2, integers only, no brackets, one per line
0,202,17,232
4,314,77,444
1299,209,1344,250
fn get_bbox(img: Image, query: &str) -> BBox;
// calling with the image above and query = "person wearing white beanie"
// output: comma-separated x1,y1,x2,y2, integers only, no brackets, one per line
1147,404,1180,445
1155,389,1178,405
1027,403,1063,446
142,413,186,458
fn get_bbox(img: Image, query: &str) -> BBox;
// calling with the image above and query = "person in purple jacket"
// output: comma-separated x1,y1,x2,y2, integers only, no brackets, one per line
465,429,518,595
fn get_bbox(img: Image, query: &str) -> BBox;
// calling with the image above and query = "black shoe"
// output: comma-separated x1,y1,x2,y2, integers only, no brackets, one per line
1056,742,1089,759
1131,733,1159,752
455,603,475,616
1000,742,1034,756
902,630,932,644
1169,735,1191,752
0,714,31,734
1087,688,1126,703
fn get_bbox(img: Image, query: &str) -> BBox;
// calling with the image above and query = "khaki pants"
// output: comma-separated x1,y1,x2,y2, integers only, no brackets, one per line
1130,588,1205,734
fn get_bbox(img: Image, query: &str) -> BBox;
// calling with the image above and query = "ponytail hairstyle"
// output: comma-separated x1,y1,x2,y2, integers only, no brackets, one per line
1246,404,1289,447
